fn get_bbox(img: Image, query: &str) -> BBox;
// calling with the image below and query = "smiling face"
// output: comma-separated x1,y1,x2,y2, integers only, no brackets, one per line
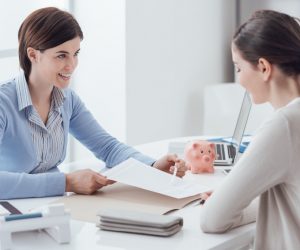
28,36,81,89
231,43,270,104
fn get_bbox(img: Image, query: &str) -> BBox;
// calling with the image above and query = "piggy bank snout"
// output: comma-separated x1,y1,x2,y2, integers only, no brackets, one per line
203,155,210,162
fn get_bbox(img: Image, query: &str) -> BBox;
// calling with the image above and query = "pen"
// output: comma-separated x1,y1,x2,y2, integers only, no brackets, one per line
199,199,206,205
3,212,43,222
170,165,178,184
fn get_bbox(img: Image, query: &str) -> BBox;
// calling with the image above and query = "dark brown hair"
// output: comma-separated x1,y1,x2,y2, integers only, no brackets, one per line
18,7,83,80
233,10,300,76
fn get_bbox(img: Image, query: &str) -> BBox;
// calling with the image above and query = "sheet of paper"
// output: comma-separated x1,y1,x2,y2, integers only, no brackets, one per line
103,158,209,199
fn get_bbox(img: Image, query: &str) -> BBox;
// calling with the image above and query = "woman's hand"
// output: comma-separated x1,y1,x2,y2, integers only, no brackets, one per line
65,169,115,195
199,191,213,205
153,154,187,177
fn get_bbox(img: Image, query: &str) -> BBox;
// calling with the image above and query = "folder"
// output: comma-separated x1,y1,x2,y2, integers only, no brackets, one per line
53,158,207,223
53,182,201,223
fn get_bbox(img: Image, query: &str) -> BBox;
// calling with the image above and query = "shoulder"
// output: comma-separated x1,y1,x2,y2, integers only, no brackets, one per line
252,100,300,157
256,100,300,134
0,78,17,97
62,88,82,107
0,79,18,124
0,78,17,108
278,98,300,122
61,88,86,117
276,99,300,142
259,99,300,138
250,107,292,150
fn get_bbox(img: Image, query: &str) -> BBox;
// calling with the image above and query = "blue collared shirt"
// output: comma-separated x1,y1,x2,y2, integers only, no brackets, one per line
0,73,155,199
16,75,65,174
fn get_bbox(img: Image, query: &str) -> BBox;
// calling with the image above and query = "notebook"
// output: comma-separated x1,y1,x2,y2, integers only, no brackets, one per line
168,91,252,166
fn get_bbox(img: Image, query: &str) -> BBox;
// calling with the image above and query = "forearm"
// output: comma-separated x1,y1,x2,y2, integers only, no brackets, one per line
201,196,258,233
0,171,66,199
231,198,257,228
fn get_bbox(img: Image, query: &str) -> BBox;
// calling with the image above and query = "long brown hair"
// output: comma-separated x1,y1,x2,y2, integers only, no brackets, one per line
233,10,300,76
18,7,83,80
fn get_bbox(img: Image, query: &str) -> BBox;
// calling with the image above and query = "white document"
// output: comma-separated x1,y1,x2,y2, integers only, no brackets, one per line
103,158,210,199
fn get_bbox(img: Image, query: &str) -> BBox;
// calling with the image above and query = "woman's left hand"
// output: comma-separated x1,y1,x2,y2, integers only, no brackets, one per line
153,154,187,177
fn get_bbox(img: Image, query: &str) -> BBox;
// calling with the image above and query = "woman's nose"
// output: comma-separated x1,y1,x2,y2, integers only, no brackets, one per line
65,57,77,71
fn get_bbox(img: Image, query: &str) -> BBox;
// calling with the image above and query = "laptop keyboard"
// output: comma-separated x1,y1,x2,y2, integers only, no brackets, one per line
216,144,225,160
228,145,236,158
215,144,236,160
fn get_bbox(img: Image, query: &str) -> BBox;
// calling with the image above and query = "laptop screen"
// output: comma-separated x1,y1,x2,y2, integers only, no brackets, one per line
231,91,252,148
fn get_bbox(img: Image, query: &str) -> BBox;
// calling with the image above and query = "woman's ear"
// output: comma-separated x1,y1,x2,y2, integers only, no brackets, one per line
26,47,39,63
257,58,272,82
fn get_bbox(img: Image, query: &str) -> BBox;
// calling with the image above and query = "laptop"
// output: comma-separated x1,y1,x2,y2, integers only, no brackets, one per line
168,91,252,166
213,91,252,166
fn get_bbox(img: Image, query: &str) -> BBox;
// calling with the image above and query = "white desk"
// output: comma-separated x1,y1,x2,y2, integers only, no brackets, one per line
4,136,255,250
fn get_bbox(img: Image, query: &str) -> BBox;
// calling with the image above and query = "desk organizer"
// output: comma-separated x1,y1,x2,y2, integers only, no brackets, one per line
0,204,70,250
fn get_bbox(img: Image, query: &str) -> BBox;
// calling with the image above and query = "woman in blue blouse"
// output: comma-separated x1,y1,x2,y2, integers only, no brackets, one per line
0,7,186,199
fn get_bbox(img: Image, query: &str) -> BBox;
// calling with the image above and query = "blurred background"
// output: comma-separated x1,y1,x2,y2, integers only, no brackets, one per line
0,0,299,162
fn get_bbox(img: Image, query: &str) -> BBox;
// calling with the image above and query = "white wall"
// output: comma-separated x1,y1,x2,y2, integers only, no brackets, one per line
126,0,236,145
71,1,126,160
0,0,68,82
70,0,236,161
239,0,300,23
0,0,67,50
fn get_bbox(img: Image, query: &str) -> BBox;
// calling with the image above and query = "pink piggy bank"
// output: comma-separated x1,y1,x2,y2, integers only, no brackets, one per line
184,140,216,174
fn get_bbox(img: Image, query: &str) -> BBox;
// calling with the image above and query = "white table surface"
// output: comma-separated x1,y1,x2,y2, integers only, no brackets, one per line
3,136,255,250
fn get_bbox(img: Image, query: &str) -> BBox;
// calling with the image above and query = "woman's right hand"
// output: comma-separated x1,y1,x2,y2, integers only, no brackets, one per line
65,169,115,195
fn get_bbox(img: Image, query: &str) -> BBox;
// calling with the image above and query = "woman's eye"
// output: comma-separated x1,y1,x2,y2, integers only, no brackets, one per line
57,54,66,59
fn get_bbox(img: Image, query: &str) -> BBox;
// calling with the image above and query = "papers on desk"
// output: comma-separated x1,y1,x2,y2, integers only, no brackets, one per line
103,158,209,199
